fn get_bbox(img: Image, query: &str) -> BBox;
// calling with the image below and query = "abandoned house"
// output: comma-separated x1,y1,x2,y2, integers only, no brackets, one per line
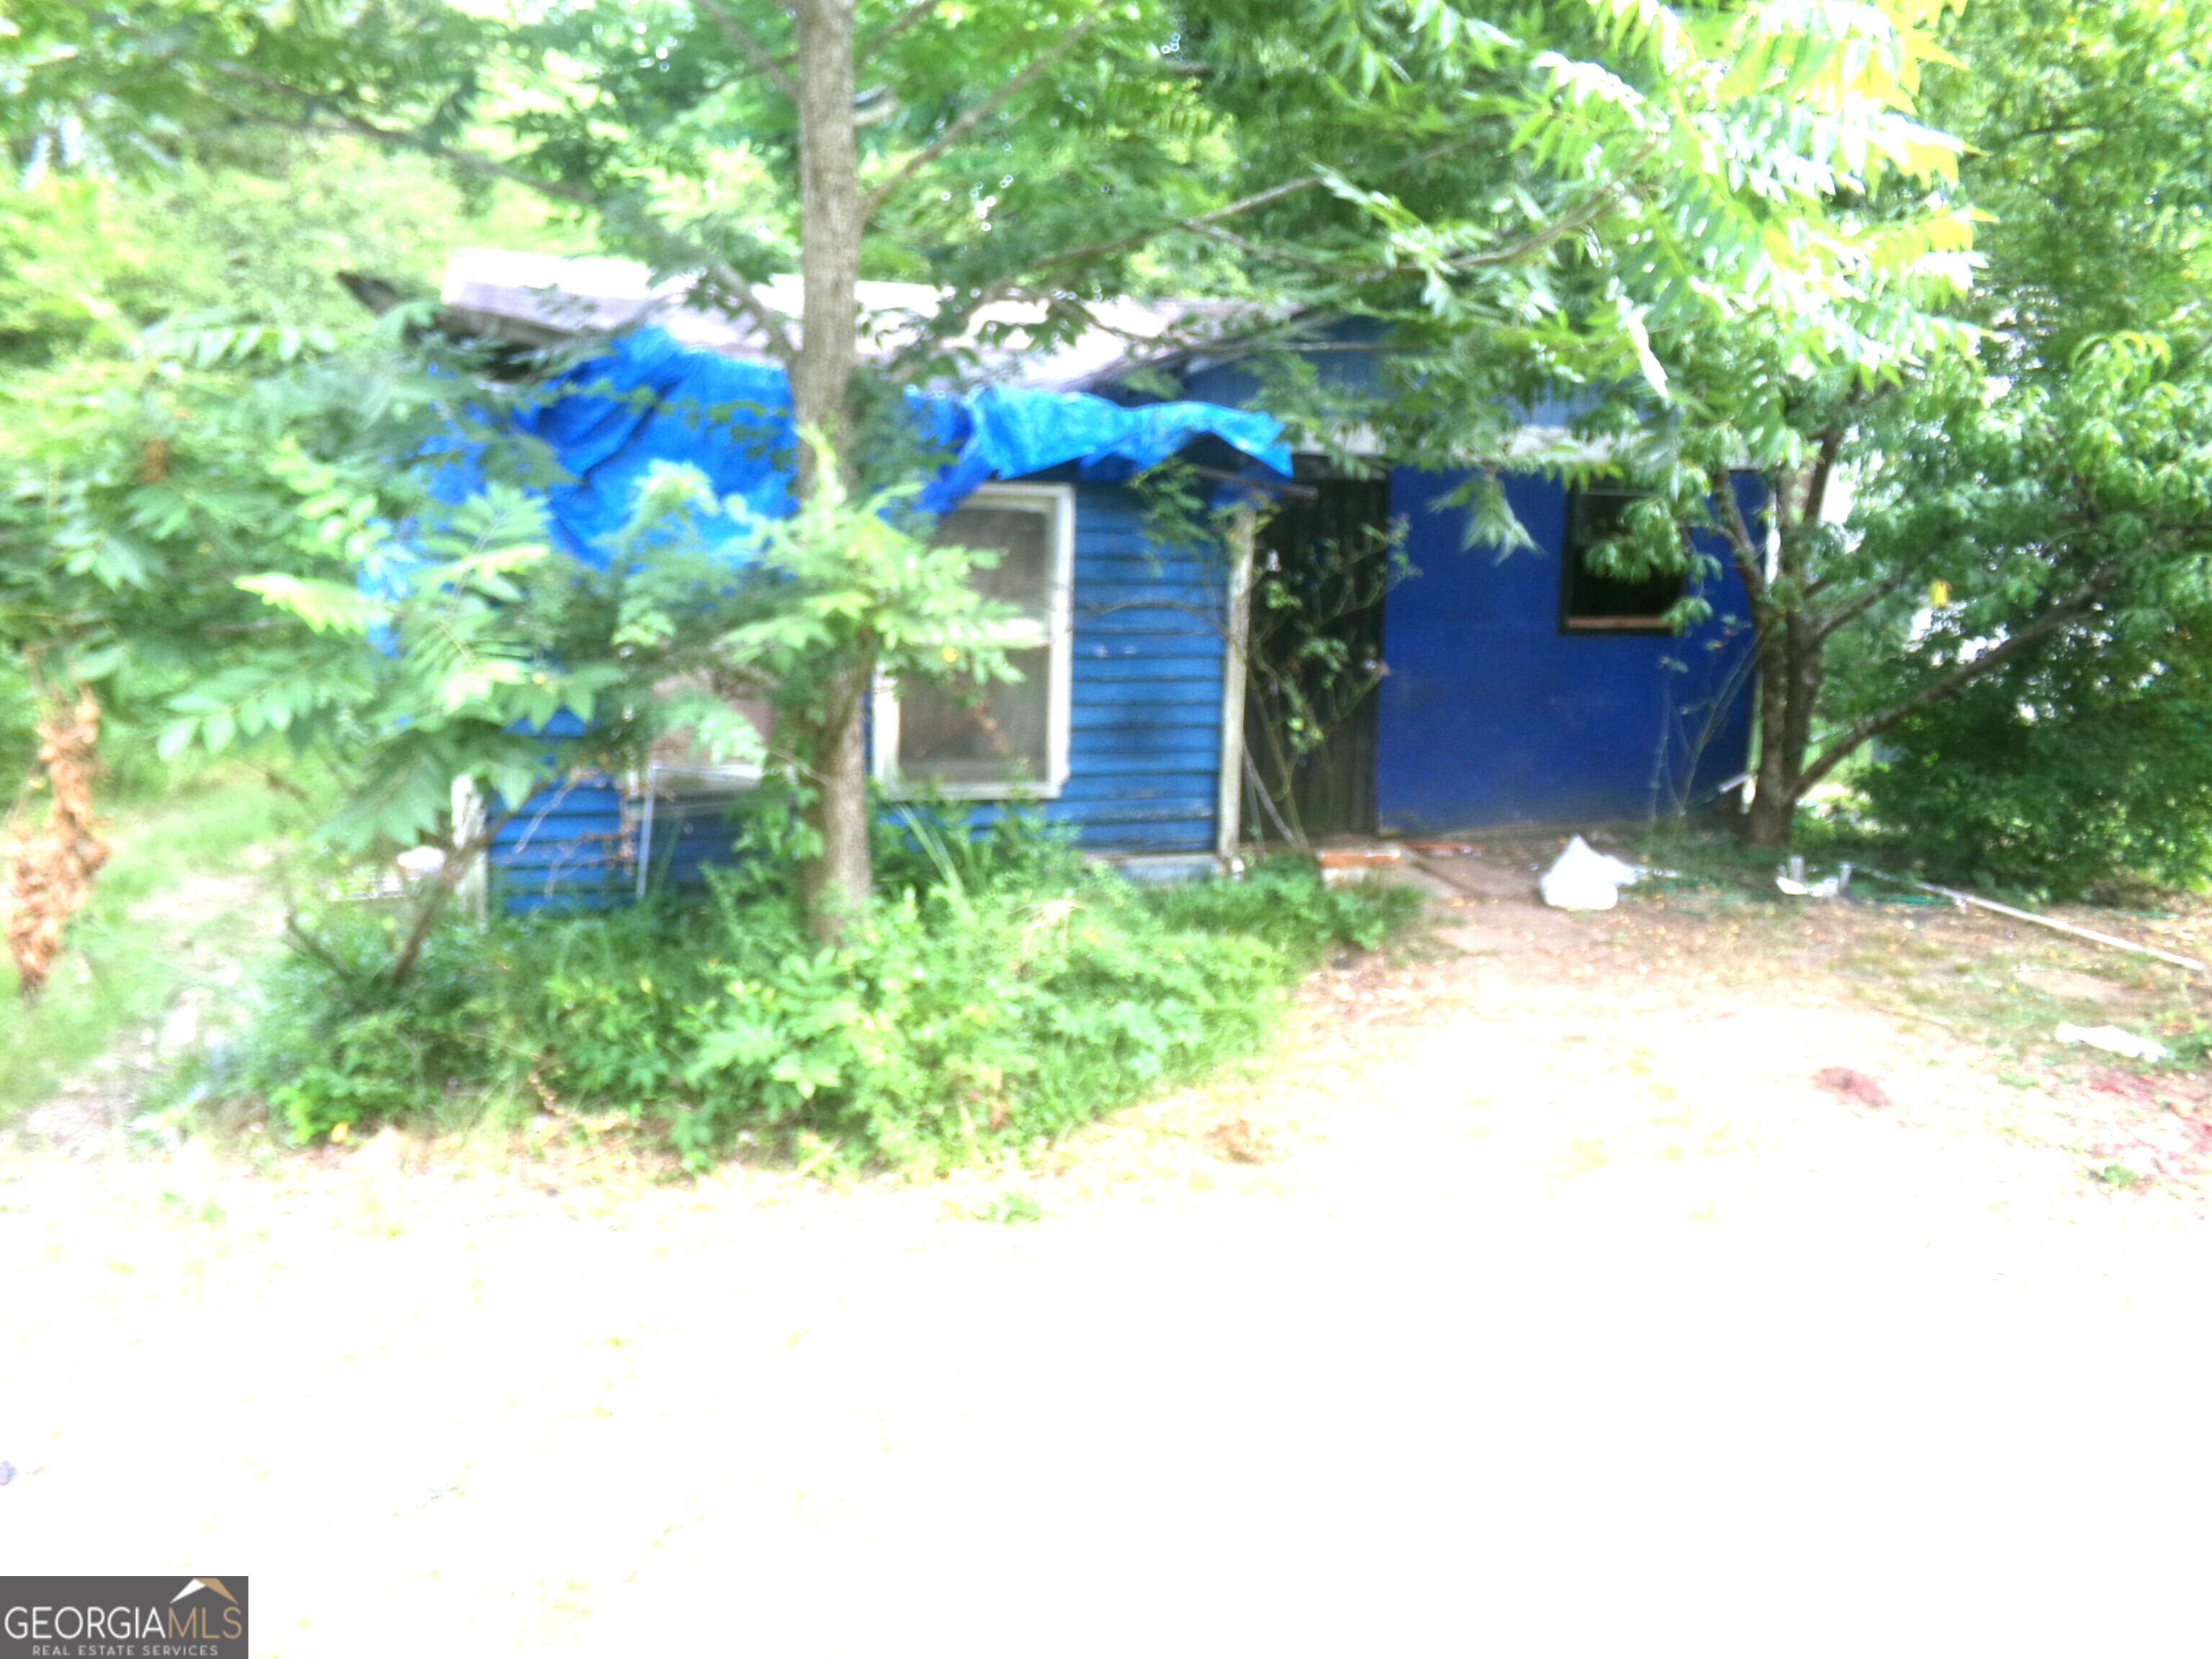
433,249,1756,904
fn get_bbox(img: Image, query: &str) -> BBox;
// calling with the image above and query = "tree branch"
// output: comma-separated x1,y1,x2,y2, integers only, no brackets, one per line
1711,464,1771,615
206,62,807,370
859,0,943,60
1173,134,1488,242
284,914,363,991
694,0,797,97
925,133,1496,350
1793,570,2113,796
1190,222,1367,274
698,257,799,367
1447,162,1653,273
206,64,601,204
1811,571,1918,644
1798,427,1842,533
1998,118,2097,147
863,11,1099,216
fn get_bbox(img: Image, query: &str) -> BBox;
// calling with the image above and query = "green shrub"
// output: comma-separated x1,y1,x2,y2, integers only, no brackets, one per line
1859,640,2212,899
1147,856,1421,953
214,826,1418,1172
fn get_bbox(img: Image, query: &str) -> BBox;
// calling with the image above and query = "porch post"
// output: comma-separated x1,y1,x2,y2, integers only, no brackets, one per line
1215,506,1257,868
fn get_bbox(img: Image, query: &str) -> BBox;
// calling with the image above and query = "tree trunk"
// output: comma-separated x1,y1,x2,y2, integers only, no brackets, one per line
1742,470,1830,850
386,810,503,990
791,0,870,938
1745,624,1830,846
796,664,873,942
1781,610,1819,786
1745,626,1795,847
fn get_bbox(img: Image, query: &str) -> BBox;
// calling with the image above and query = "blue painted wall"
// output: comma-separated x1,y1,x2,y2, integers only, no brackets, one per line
1053,481,1225,853
489,478,1229,907
492,777,633,913
1179,331,1758,830
1375,469,1758,832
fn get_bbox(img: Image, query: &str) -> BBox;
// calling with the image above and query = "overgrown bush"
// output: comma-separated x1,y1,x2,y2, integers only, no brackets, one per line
1858,641,2212,899
215,811,1419,1171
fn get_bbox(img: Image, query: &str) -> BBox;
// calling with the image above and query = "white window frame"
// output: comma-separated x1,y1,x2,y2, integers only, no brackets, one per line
872,481,1075,801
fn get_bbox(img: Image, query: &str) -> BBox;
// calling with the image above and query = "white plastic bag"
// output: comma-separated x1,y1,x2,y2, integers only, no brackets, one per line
1540,836,1642,911
1776,856,1853,899
2054,1022,2170,1064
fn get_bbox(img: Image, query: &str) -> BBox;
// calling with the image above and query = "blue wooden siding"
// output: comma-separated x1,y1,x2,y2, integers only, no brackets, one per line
1048,482,1224,853
1374,469,1758,832
488,479,1228,906
489,778,633,913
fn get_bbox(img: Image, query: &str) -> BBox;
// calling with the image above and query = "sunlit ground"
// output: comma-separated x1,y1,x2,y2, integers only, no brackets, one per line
5,845,2211,1655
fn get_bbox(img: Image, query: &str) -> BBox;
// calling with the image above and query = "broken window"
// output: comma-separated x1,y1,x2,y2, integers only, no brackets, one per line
873,483,1072,797
1559,487,1681,634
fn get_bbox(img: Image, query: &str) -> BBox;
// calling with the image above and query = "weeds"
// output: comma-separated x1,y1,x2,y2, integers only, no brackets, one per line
202,813,1419,1173
966,1190,1043,1224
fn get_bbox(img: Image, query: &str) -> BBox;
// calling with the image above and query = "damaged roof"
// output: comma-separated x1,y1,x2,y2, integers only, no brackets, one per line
440,248,1260,393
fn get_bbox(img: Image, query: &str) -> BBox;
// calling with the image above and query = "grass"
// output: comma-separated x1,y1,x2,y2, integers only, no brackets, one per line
0,767,307,1118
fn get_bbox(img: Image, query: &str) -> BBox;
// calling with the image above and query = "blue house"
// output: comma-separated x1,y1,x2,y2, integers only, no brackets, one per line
1166,335,1758,840
443,251,1755,903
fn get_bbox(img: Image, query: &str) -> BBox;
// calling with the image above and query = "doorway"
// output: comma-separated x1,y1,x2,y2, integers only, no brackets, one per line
1243,465,1393,842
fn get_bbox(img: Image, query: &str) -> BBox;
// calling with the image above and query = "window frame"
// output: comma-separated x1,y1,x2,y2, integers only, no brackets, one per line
871,481,1076,801
1557,485,1684,637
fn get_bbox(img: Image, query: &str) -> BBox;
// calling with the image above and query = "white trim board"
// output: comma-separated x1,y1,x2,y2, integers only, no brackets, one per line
873,482,1076,801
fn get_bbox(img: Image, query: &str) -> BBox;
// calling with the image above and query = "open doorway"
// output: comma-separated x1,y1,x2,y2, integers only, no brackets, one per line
1244,464,1394,843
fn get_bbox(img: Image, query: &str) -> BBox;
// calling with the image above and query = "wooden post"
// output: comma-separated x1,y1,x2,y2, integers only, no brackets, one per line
451,774,488,925
1216,506,1257,868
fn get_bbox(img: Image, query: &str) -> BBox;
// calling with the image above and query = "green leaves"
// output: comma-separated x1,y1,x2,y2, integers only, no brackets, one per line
711,439,1022,734
234,575,387,634
11,0,1983,447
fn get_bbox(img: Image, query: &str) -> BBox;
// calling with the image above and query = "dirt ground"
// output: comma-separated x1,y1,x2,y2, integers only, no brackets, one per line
6,842,2212,1655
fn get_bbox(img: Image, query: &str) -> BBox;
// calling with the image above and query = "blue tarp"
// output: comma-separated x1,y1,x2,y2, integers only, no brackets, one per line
482,326,1291,565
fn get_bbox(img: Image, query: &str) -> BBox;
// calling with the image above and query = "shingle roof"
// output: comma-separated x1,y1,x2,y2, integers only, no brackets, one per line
441,248,1257,392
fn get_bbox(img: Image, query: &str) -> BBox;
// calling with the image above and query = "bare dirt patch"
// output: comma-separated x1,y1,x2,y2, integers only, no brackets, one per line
1022,840,2211,1219
5,848,2212,1652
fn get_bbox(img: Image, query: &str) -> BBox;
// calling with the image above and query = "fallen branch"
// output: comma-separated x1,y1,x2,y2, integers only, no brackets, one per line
1861,868,2206,975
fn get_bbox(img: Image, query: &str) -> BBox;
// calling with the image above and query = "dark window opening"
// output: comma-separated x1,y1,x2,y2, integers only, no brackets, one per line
1560,487,1681,634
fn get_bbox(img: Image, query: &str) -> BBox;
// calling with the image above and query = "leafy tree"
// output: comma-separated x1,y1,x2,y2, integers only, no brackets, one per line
6,0,1974,935
0,136,580,372
1590,0,2212,850
73,338,1017,984
1858,626,2212,898
0,130,587,780
0,118,603,973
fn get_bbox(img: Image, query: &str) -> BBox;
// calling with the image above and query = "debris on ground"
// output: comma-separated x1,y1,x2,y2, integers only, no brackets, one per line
1813,1066,1892,1109
1315,848,1402,869
1539,836,1644,911
2055,1023,2170,1064
1316,847,1404,888
1205,1116,1275,1164
1859,866,2209,973
1776,855,1852,899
